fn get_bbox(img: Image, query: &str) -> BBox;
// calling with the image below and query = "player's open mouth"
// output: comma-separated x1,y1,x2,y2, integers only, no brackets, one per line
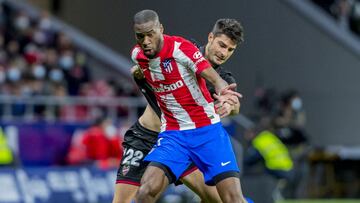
144,49,153,54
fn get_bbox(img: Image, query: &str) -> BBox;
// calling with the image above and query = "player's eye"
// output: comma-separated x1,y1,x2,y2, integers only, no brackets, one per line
136,33,145,40
218,42,227,48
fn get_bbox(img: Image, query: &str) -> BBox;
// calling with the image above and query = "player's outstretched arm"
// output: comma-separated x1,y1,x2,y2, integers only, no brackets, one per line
200,68,241,99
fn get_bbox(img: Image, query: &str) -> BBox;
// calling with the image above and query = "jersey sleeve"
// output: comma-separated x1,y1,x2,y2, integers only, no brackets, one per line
178,39,211,75
131,46,141,64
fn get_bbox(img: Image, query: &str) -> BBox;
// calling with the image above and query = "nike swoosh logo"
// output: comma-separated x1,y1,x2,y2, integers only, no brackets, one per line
221,161,231,166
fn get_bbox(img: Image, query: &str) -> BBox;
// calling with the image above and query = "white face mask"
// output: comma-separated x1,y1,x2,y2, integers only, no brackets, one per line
49,69,63,82
7,68,21,82
33,65,46,79
291,98,302,111
59,55,74,70
15,16,30,30
104,125,117,138
33,30,47,45
39,18,52,30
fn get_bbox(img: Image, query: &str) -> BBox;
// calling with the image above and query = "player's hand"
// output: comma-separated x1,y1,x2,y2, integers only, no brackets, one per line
213,93,239,106
216,84,242,107
131,65,144,79
215,101,233,118
218,83,242,98
214,94,240,117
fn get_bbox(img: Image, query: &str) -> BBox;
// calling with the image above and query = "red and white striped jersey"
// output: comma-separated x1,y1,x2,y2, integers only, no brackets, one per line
131,35,220,132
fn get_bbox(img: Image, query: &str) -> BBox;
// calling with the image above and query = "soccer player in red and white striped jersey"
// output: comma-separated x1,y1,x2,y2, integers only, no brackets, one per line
131,10,247,203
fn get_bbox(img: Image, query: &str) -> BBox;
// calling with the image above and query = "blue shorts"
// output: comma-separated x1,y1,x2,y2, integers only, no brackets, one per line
144,122,239,185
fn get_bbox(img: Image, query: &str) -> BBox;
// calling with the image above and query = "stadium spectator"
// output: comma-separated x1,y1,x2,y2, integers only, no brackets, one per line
66,116,124,170
244,130,295,199
0,126,17,167
272,89,308,146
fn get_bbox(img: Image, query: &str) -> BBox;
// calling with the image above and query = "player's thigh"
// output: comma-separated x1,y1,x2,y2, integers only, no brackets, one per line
180,169,222,203
139,165,170,195
112,183,139,203
144,132,191,181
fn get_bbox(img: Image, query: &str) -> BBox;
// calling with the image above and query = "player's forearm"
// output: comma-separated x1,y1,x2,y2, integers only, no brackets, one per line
200,67,228,94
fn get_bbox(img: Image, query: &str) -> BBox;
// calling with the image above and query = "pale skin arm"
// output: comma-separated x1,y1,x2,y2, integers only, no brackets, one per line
200,67,241,100
200,67,242,118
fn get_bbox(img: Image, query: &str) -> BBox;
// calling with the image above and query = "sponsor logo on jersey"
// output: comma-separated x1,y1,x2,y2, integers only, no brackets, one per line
193,51,202,59
153,80,184,92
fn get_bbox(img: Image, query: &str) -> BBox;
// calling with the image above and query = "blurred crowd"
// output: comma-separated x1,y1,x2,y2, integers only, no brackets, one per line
0,2,140,121
312,0,360,35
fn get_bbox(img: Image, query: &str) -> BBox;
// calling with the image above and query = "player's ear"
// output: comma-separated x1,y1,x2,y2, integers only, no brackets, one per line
160,24,164,33
208,32,214,43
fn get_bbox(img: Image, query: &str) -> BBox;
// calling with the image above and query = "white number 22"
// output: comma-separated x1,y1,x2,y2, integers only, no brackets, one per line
122,148,144,167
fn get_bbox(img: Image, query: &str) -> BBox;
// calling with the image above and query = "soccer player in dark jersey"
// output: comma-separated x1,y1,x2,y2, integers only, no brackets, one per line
113,15,245,203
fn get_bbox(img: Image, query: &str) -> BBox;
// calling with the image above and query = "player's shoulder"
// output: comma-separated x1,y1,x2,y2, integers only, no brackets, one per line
217,66,237,84
169,35,196,47
131,45,147,62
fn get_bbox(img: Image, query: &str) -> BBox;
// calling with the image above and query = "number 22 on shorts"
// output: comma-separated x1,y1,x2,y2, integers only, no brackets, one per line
122,148,144,166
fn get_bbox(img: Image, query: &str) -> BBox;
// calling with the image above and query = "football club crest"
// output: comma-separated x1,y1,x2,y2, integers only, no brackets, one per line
162,59,173,73
122,165,130,176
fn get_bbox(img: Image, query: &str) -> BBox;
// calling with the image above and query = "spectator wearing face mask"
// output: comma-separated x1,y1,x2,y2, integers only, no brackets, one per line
272,89,308,146
66,116,124,170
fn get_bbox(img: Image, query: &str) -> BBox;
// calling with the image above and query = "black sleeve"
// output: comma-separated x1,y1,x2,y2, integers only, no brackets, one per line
220,70,237,88
189,38,201,49
133,76,162,118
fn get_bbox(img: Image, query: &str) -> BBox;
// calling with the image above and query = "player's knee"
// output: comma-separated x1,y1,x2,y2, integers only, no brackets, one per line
222,194,242,203
198,188,222,203
137,181,162,199
221,190,243,203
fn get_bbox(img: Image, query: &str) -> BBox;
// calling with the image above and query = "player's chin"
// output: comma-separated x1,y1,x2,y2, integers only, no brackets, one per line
213,58,224,65
144,51,155,58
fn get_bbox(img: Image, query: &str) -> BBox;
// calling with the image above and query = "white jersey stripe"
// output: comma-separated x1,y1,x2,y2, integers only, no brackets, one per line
148,58,165,81
159,93,195,131
173,41,220,125
131,47,141,63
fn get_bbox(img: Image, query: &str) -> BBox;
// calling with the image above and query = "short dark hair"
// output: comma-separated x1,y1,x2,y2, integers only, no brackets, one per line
212,19,244,44
134,9,159,24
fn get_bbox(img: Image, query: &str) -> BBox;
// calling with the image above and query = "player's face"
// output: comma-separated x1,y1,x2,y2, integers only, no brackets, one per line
134,20,163,58
206,33,237,66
